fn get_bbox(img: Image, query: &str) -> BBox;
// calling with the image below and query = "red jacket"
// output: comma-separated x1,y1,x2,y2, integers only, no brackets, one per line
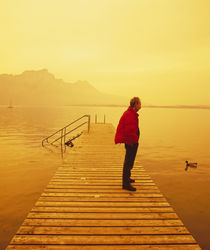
115,106,139,146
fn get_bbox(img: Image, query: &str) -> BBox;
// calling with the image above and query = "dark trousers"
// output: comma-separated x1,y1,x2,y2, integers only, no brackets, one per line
123,143,139,186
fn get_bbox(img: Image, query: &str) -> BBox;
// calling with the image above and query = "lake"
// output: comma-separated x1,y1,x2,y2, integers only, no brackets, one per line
0,105,210,249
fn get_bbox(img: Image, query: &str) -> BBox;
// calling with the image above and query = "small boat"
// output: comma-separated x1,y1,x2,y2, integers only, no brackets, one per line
8,100,14,108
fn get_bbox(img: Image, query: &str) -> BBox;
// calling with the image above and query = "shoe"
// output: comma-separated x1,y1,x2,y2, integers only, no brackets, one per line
130,178,135,183
122,184,136,191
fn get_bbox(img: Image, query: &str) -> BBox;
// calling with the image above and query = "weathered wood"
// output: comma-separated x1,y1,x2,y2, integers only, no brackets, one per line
22,218,184,227
6,244,201,249
46,185,157,190
47,182,156,186
57,169,146,172
35,201,171,207
52,176,151,179
17,226,189,235
53,169,146,173
27,212,178,219
54,172,148,175
9,234,197,245
44,188,160,193
31,206,174,213
41,192,163,197
37,197,166,202
7,123,200,249
46,185,159,190
50,179,154,183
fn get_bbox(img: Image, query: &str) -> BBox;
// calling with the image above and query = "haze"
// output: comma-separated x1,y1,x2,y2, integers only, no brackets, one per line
1,0,210,105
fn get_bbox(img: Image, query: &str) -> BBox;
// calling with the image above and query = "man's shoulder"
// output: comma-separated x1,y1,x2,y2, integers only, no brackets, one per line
122,109,134,121
122,109,130,117
124,108,134,115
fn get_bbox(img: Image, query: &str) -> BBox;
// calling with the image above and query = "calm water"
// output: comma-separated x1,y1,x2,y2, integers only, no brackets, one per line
0,105,210,249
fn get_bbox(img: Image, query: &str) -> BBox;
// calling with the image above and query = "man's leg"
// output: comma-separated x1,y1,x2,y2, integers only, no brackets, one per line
129,143,139,174
122,143,138,190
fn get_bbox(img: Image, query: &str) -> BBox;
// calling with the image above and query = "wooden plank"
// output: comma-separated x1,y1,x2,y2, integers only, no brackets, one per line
37,198,167,203
44,188,161,193
9,235,197,245
31,206,174,213
55,171,146,174
57,167,146,170
46,185,159,189
49,181,154,184
54,172,147,175
56,169,145,171
27,212,178,219
47,182,156,186
17,226,189,235
35,201,171,207
50,179,153,182
56,167,145,170
38,197,166,202
49,177,151,180
41,193,163,198
52,176,151,180
56,169,146,172
6,244,202,249
22,219,184,227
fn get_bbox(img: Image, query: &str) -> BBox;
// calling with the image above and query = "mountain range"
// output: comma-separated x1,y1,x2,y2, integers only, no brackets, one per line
0,69,127,106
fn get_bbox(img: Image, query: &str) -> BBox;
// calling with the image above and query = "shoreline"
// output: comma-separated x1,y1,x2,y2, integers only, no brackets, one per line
1,104,210,110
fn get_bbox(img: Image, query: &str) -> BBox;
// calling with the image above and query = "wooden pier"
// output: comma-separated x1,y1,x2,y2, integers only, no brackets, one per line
7,123,200,249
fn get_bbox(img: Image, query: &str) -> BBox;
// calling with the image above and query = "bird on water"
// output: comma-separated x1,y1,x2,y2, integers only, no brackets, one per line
185,161,198,171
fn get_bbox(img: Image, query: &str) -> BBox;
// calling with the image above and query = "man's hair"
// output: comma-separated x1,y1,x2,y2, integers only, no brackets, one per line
130,97,140,107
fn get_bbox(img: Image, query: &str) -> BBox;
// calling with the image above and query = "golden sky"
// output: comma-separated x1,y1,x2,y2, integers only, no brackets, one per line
1,0,210,105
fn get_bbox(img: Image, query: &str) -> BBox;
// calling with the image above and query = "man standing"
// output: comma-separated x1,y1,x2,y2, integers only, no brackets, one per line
115,97,141,191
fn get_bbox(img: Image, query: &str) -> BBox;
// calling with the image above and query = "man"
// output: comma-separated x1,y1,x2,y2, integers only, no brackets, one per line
115,97,141,191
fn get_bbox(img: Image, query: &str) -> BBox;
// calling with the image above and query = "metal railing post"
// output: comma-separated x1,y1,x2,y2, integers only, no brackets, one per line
61,129,63,145
64,128,66,145
88,115,90,133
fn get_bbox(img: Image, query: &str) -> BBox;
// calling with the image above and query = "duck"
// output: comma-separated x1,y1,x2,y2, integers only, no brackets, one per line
186,161,197,167
185,161,198,171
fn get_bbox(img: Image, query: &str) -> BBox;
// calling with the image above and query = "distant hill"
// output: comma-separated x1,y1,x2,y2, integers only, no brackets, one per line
0,69,127,106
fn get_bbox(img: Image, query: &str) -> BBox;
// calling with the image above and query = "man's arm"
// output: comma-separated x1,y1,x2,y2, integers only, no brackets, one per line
124,115,138,146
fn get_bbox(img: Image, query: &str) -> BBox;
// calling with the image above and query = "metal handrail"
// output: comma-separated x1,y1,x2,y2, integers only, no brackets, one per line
50,121,87,144
42,114,90,146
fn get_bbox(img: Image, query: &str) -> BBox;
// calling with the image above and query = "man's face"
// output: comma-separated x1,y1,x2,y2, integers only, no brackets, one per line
134,100,141,112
